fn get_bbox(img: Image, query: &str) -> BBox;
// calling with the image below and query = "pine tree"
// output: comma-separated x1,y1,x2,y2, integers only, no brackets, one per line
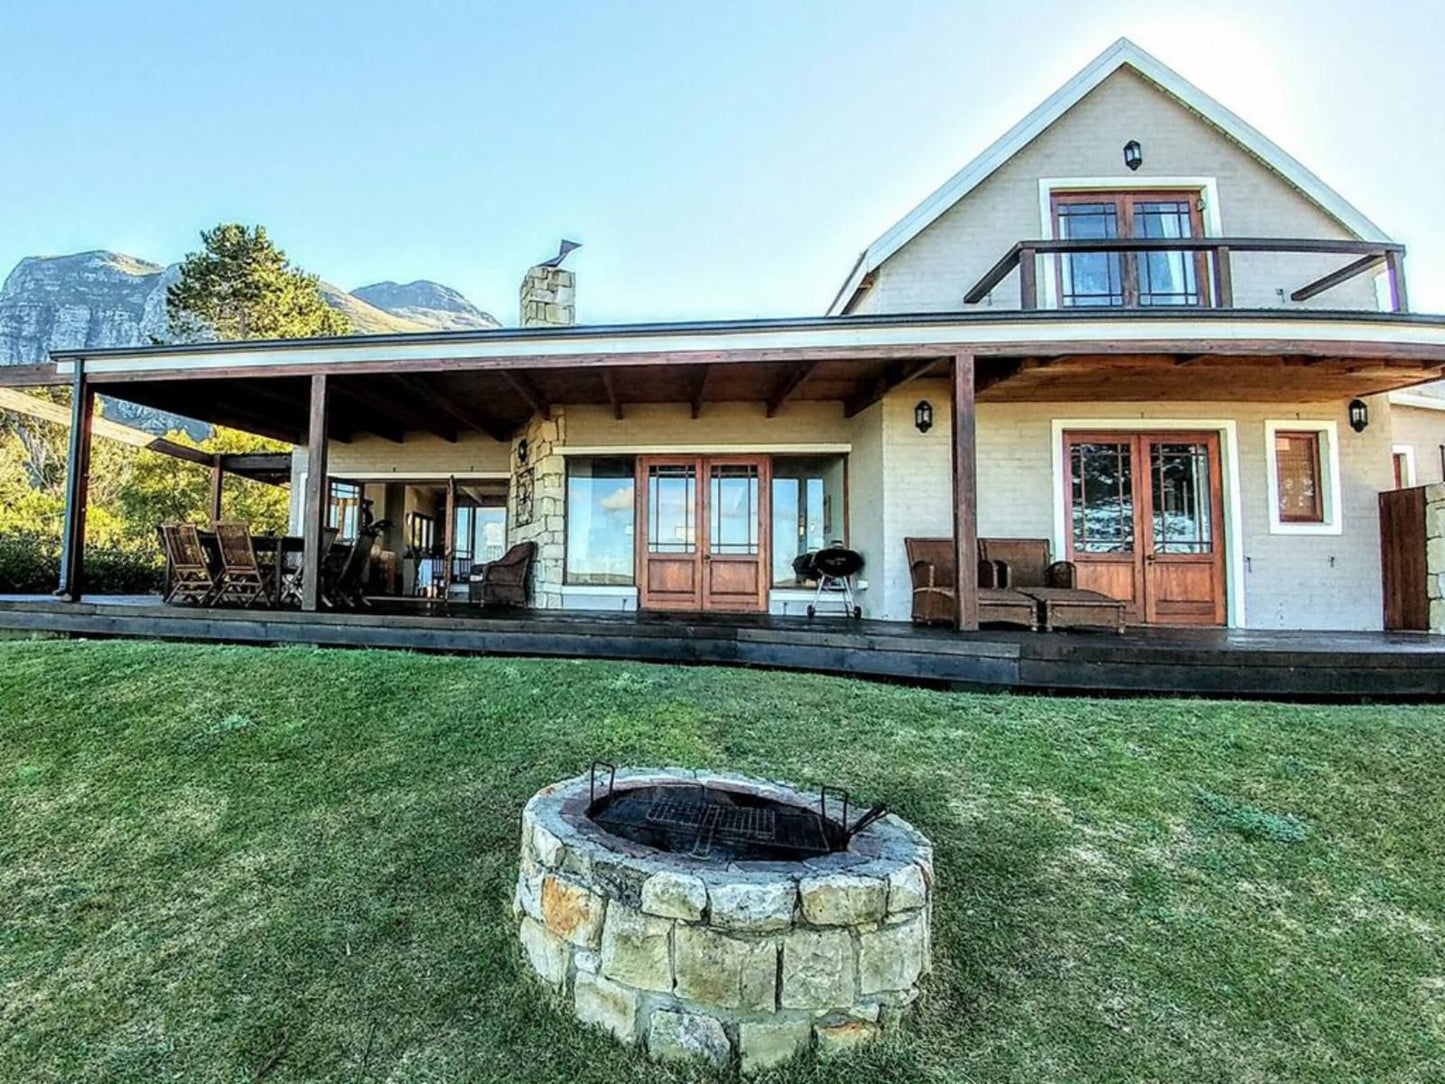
166,223,350,341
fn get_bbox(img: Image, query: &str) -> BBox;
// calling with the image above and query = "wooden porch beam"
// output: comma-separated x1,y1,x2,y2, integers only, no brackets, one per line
601,370,623,420
975,359,1027,394
391,374,513,443
209,458,224,526
766,361,822,418
690,365,711,419
951,354,979,631
502,370,551,421
333,382,453,443
843,358,938,418
56,366,95,602
1290,253,1388,304
300,374,329,612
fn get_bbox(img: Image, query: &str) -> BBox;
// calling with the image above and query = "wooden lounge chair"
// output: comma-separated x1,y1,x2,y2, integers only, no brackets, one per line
469,542,535,607
160,523,217,605
213,522,273,607
323,526,379,609
905,537,1037,629
979,537,1126,633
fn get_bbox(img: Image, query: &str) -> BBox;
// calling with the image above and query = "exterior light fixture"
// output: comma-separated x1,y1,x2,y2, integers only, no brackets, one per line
1348,398,1369,433
517,437,530,464
914,400,934,433
1123,140,1143,171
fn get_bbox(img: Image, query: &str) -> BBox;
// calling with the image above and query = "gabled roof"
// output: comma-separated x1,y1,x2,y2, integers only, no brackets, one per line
827,37,1391,315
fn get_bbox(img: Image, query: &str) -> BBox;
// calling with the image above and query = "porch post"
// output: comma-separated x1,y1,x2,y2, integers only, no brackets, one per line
442,473,457,598
951,354,979,630
301,374,329,612
208,456,224,527
56,363,96,602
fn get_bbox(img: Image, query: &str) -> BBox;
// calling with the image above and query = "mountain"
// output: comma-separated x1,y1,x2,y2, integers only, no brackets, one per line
352,280,497,331
0,250,499,432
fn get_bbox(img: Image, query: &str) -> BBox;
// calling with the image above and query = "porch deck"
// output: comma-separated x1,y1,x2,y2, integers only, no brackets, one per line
2,595,1442,700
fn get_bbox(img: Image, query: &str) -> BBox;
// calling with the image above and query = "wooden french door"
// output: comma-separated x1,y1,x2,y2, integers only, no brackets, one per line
1063,431,1226,625
636,456,770,612
1051,190,1209,307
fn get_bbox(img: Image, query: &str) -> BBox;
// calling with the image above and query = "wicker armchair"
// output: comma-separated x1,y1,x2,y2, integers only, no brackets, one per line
469,542,535,607
978,538,1125,633
905,537,1036,629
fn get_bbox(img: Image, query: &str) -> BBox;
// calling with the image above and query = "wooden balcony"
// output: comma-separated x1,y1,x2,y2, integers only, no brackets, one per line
962,236,1408,312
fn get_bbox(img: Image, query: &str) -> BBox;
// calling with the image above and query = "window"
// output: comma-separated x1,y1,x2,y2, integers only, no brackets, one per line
405,512,435,556
566,457,635,585
1391,445,1416,490
1274,431,1323,522
1052,190,1207,308
1265,420,1340,535
328,481,362,540
771,456,846,586
454,504,508,564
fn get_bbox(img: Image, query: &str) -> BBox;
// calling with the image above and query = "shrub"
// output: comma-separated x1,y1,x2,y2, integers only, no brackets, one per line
0,533,163,595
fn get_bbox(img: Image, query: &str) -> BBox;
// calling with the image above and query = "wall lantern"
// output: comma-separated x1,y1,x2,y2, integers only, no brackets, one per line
517,437,530,464
1348,398,1370,433
914,400,934,433
1123,139,1143,171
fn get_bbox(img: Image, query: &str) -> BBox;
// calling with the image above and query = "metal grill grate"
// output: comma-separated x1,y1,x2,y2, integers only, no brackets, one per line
646,796,776,842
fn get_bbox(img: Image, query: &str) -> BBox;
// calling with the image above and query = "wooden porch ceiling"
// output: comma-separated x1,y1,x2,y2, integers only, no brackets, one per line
97,348,1445,445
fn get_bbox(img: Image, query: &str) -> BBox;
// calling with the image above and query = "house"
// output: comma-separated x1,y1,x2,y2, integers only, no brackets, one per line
25,38,1445,692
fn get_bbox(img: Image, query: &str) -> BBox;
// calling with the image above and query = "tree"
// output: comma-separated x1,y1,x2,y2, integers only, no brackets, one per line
166,223,350,341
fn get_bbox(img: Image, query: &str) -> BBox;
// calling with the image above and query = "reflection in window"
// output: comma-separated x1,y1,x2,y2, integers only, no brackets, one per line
1056,201,1123,307
710,464,760,556
1133,201,1200,306
772,456,846,585
1150,443,1213,553
647,464,696,555
1069,442,1135,553
1274,431,1324,523
566,457,636,584
454,504,508,565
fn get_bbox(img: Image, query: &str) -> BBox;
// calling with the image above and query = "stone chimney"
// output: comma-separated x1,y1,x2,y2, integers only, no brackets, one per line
520,241,580,327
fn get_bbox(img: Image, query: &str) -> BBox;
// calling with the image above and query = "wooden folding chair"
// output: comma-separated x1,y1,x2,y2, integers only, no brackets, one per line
160,523,217,605
213,522,274,607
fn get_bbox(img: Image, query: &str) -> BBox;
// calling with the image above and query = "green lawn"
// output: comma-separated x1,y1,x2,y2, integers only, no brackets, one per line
1,641,1442,1083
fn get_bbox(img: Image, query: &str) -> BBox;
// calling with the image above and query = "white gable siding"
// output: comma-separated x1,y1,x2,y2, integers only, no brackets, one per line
851,68,1379,316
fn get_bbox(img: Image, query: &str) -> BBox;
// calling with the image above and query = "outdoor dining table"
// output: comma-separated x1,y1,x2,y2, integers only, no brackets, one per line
196,531,309,608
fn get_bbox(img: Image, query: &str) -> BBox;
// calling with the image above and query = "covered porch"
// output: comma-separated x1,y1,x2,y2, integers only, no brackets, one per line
47,309,1445,635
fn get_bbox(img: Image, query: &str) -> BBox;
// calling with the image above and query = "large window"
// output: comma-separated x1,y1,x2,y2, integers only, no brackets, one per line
771,456,846,586
1052,190,1206,308
566,457,636,585
454,504,508,565
328,481,362,540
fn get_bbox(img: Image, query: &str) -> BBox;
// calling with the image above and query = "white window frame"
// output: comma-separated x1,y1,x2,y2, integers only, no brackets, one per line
1392,443,1418,487
1035,177,1223,310
1263,419,1342,536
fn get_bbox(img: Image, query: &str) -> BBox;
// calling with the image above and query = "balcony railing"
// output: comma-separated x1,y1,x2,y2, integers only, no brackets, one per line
962,236,1408,313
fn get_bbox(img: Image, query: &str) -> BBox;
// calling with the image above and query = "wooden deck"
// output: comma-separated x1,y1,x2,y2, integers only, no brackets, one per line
1,595,1443,699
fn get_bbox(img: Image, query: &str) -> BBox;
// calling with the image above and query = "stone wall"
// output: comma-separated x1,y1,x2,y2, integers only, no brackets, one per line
515,769,934,1074
1428,483,1445,632
508,412,568,608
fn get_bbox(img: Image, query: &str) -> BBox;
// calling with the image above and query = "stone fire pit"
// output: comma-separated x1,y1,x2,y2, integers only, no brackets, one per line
513,767,934,1073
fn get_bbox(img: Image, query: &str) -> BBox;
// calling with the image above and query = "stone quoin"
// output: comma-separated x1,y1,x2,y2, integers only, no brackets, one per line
514,768,934,1073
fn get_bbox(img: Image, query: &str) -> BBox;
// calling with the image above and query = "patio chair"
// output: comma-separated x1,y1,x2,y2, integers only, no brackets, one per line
159,523,217,606
278,527,338,607
323,526,380,609
979,537,1126,633
905,537,1036,629
469,542,535,607
212,522,274,607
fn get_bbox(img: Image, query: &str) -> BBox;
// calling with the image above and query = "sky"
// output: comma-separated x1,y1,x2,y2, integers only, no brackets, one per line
2,1,1443,324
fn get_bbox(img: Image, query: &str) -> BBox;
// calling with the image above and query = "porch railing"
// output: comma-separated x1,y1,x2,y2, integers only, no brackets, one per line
961,236,1408,313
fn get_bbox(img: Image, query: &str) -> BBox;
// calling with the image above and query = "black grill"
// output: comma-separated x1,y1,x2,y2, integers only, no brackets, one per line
586,763,886,862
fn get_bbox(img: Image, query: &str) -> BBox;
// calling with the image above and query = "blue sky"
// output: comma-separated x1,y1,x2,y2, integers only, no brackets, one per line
2,1,1443,323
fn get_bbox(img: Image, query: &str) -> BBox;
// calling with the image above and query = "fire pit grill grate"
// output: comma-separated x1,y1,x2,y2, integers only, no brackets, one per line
586,762,887,861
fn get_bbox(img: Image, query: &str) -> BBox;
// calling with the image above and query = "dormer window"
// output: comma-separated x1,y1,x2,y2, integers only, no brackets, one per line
1052,190,1208,307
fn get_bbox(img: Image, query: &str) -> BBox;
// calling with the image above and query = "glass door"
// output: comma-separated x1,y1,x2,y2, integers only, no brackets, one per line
1052,191,1208,307
635,455,770,613
1063,431,1226,625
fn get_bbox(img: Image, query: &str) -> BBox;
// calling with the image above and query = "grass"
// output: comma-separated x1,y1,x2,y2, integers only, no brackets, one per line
1,640,1442,1083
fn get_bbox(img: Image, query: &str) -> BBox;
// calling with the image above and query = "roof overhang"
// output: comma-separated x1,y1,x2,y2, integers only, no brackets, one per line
827,37,1392,315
